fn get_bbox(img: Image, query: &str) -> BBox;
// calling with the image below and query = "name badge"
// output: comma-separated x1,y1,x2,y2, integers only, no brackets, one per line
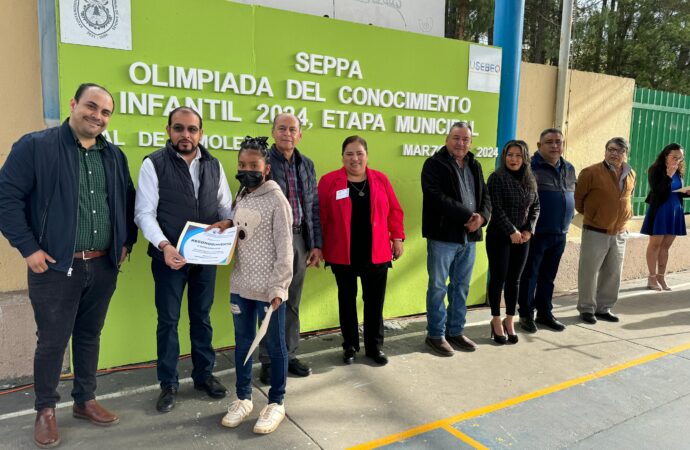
336,188,349,200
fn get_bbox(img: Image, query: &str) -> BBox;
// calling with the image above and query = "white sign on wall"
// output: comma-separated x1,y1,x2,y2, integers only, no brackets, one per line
232,0,445,37
334,0,444,37
231,0,333,17
59,0,132,50
468,44,502,93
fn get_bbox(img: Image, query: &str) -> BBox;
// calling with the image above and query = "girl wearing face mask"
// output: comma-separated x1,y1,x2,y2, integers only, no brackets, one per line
207,136,293,434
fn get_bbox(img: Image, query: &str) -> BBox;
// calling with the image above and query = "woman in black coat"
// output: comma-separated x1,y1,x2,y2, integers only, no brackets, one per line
486,140,540,344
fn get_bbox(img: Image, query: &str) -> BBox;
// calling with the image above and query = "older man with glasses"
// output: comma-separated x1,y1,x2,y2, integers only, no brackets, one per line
575,137,636,324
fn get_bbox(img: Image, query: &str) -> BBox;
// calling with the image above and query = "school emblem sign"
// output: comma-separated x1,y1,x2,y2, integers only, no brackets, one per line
60,0,132,50
76,0,116,35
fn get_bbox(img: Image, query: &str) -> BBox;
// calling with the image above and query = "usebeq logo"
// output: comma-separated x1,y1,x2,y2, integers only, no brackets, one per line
470,59,501,74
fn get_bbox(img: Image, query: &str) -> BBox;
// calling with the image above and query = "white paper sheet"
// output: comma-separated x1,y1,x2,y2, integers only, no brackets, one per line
243,306,274,366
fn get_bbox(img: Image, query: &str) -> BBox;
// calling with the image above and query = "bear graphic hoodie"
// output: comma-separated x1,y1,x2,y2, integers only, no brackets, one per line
231,180,293,303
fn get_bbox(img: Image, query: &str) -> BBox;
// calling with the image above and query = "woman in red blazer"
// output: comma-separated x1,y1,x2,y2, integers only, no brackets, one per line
318,135,405,366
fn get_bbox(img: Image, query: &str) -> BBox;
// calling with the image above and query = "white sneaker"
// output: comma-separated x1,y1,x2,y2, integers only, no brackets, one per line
252,403,285,434
221,399,253,428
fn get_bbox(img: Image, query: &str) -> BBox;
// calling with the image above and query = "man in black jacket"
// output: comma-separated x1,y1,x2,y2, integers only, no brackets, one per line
134,107,233,412
421,122,491,357
0,83,137,448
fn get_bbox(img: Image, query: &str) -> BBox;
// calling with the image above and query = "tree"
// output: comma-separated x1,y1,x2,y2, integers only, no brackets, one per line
445,0,494,44
572,0,690,94
444,0,690,95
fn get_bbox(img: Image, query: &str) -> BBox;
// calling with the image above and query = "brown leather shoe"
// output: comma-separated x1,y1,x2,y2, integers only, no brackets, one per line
446,334,477,352
425,337,454,357
72,400,119,426
34,408,60,448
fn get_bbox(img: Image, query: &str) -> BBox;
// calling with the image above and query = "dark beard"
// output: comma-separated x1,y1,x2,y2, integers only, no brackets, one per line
172,144,196,155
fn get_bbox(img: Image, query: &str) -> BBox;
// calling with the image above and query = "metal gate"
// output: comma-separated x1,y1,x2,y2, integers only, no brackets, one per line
629,87,690,215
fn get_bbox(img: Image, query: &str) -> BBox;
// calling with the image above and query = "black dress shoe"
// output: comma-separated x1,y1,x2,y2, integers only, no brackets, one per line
194,375,227,399
343,347,356,365
519,317,537,333
259,363,271,385
581,312,597,324
365,350,388,366
156,386,177,413
288,358,312,377
535,315,566,331
595,312,620,322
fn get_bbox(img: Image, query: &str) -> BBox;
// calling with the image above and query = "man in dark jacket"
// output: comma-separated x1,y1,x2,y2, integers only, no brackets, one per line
0,83,137,448
134,107,233,412
259,113,322,382
421,122,491,357
517,128,577,333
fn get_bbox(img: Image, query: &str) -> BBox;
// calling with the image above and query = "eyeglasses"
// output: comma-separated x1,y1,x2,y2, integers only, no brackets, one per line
606,146,627,155
171,125,200,134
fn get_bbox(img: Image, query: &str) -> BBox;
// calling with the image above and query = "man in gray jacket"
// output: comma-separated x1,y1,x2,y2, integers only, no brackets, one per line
260,113,322,382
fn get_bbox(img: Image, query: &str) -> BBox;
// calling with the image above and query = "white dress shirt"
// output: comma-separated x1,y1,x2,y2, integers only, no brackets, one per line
134,148,233,249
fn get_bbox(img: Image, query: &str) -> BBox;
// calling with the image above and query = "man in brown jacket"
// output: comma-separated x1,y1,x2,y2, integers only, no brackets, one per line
575,137,636,324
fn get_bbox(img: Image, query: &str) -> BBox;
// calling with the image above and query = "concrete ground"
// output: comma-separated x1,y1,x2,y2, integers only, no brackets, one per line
2,272,690,449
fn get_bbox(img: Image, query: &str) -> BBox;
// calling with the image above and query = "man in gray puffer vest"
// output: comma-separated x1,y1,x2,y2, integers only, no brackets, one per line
135,107,233,413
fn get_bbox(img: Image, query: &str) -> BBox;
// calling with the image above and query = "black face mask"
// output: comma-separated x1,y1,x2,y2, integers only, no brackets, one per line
235,170,264,189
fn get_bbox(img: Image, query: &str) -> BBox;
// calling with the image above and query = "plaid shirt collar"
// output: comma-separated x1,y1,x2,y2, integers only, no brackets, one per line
69,127,107,152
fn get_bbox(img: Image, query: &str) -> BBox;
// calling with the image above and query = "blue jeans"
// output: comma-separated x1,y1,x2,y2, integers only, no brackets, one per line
231,294,287,405
425,239,476,338
517,233,567,319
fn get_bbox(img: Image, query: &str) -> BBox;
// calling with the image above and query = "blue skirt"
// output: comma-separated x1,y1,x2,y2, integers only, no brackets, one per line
641,173,687,236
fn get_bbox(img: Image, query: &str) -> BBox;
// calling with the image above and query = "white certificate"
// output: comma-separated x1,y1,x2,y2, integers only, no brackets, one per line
244,306,274,366
672,185,690,193
176,221,237,265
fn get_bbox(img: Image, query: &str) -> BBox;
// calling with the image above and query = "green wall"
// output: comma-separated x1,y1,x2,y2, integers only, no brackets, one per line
56,0,499,368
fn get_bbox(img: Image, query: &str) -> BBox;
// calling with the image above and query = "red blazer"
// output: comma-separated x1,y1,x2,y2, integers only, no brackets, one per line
318,167,405,265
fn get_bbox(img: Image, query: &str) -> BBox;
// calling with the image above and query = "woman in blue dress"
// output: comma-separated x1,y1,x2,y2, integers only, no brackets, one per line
641,143,688,290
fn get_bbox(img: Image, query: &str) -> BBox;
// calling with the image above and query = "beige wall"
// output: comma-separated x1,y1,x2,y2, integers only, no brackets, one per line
565,69,635,171
0,2,44,291
516,62,558,150
516,63,635,173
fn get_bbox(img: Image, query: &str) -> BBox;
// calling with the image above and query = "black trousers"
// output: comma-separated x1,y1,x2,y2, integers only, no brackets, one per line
486,231,530,317
330,264,388,353
151,258,217,388
28,256,118,410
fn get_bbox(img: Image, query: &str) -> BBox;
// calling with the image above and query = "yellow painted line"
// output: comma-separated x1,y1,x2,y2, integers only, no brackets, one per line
441,424,489,449
349,341,690,449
